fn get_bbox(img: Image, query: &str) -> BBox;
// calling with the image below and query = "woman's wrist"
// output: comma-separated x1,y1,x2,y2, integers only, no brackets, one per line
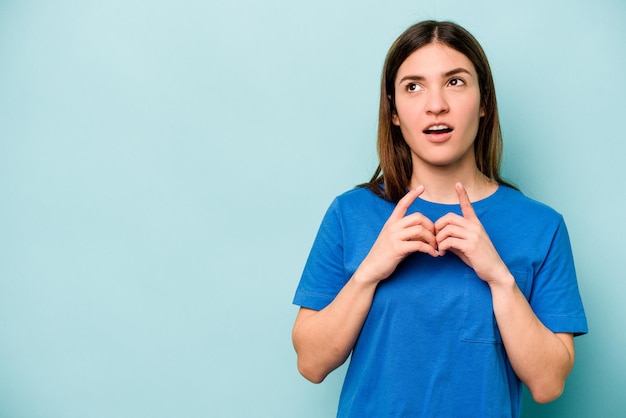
486,268,516,292
351,265,384,289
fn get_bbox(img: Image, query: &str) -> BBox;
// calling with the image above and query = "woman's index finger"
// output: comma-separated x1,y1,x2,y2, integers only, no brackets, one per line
391,185,424,220
455,182,478,221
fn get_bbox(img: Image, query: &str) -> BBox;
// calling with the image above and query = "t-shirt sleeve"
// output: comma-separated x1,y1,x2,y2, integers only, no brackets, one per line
529,217,588,336
293,198,349,311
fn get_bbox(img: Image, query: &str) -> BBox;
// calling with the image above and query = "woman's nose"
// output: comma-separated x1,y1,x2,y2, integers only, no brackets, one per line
425,89,449,115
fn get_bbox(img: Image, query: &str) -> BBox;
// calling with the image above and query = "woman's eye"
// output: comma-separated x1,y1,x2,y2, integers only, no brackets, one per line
449,78,465,87
407,83,422,92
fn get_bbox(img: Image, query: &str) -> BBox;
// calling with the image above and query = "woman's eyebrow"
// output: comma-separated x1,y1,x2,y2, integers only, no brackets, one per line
397,67,473,84
444,67,472,77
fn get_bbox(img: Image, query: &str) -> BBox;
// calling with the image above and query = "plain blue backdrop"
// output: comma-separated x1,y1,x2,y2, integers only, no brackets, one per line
0,0,624,417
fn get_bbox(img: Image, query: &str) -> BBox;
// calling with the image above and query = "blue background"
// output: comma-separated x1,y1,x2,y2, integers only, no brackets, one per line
0,0,623,417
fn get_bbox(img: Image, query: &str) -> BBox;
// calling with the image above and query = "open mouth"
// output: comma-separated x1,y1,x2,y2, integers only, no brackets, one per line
423,124,453,135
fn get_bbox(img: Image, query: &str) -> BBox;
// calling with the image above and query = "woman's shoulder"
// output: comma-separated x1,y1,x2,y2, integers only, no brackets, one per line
494,185,564,221
329,186,393,214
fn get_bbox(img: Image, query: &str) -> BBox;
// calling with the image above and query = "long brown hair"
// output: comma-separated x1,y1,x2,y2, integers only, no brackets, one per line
361,20,516,202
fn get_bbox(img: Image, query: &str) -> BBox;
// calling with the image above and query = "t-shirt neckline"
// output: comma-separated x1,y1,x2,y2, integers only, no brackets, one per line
412,184,505,210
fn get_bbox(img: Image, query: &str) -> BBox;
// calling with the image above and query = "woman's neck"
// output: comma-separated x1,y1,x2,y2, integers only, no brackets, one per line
409,165,497,204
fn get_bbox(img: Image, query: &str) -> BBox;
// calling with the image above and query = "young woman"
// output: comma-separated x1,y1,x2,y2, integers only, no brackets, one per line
291,21,587,417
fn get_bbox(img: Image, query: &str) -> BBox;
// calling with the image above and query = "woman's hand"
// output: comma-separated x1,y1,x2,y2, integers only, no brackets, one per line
357,185,439,285
434,182,510,286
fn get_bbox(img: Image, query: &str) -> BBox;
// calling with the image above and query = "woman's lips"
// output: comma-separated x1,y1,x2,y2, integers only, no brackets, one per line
423,124,453,135
423,124,453,142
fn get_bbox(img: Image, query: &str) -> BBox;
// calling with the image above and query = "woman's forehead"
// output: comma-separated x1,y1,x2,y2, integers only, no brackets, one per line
396,43,477,81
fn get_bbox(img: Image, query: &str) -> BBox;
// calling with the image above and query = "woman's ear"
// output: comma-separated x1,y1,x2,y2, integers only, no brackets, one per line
388,94,400,126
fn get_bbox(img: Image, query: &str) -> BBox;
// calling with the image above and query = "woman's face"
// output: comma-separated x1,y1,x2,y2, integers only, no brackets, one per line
392,42,484,172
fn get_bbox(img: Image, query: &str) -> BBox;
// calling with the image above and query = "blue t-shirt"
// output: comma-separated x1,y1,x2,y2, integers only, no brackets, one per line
293,185,588,418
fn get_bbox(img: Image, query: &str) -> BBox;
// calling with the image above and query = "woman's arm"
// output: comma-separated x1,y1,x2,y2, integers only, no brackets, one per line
292,273,378,383
489,278,574,403
435,183,575,403
293,186,438,383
